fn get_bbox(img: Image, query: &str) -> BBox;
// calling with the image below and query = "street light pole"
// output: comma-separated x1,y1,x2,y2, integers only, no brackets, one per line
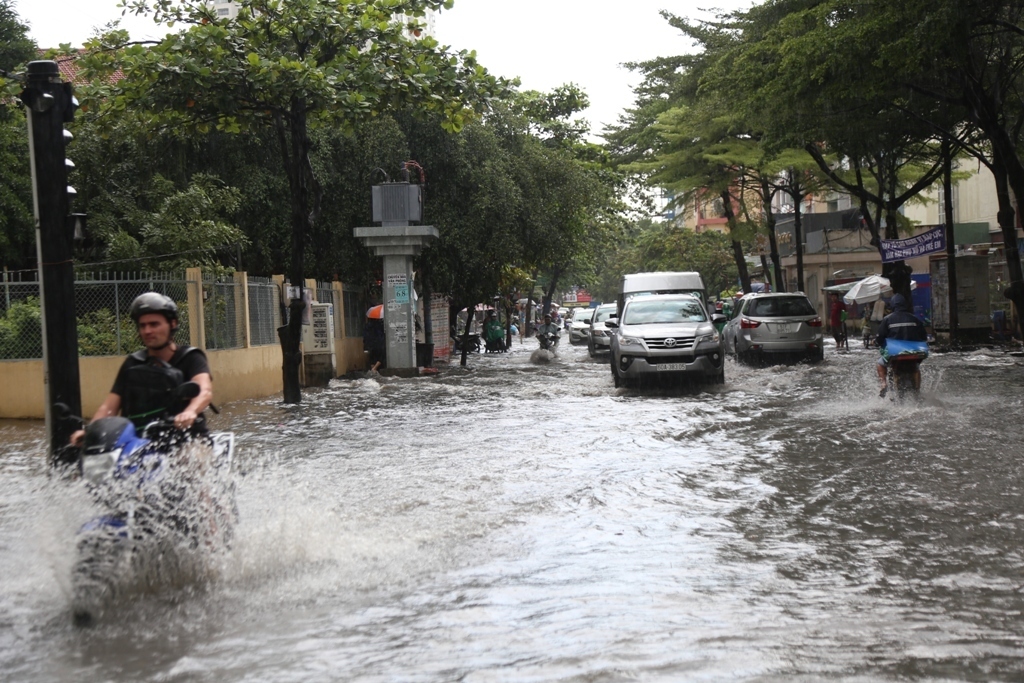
21,60,82,466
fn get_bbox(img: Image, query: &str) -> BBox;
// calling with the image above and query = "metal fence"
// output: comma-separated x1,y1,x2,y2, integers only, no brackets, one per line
1,271,196,360
0,271,370,359
248,276,282,346
343,286,365,339
202,274,243,350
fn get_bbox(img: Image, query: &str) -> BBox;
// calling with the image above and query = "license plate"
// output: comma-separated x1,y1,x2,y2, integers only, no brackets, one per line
657,362,689,371
774,323,796,333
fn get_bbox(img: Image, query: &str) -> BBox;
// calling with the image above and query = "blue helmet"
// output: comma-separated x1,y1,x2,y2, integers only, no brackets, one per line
890,293,909,311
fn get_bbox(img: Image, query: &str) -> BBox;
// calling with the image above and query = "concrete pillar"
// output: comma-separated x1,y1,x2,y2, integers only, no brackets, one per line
234,271,251,348
186,267,205,350
355,183,438,375
332,281,346,337
383,254,417,368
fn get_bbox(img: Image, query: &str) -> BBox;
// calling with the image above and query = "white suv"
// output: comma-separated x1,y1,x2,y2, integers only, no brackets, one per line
607,294,724,387
568,307,595,345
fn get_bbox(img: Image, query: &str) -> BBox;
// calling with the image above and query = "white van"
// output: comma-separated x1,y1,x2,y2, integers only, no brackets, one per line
617,272,706,320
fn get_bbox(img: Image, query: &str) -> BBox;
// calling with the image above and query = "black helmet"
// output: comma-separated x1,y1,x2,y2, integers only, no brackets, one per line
129,292,178,322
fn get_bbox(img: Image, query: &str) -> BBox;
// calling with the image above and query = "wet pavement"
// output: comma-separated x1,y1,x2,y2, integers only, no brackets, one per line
2,338,1024,681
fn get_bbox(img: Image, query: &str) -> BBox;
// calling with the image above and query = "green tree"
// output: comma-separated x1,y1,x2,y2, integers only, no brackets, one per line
713,0,954,296
0,0,37,270
78,0,506,401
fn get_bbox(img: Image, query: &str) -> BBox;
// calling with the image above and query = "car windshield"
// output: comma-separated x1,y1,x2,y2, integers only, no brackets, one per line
746,296,816,317
623,299,707,325
594,307,616,323
574,310,594,322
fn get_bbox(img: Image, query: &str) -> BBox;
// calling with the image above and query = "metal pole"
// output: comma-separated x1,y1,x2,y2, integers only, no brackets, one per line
22,61,82,466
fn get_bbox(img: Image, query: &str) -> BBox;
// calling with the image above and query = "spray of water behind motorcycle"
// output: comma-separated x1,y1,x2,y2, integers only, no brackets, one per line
530,348,558,363
71,429,237,627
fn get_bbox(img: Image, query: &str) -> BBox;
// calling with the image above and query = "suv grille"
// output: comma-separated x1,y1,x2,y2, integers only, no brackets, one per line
645,336,695,350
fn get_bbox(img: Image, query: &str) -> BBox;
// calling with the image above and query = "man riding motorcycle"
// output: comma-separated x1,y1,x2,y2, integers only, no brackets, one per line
874,293,927,396
535,313,561,349
71,293,214,446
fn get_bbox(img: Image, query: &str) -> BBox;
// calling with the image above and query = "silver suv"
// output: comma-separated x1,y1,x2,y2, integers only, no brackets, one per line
723,292,824,363
588,303,617,357
607,295,724,387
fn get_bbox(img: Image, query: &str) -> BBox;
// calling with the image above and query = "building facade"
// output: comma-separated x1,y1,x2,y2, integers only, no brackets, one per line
207,1,437,38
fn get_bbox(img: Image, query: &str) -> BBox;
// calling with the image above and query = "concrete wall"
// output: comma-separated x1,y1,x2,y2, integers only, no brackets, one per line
336,337,367,374
0,345,283,420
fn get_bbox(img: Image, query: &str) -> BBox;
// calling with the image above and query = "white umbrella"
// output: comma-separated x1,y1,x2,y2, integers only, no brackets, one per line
842,275,914,305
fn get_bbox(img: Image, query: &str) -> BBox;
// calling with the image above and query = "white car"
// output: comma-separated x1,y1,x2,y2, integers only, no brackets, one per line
568,307,595,344
588,303,618,357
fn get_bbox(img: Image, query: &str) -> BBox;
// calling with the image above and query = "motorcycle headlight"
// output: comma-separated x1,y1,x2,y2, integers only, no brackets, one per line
81,450,120,485
619,336,642,347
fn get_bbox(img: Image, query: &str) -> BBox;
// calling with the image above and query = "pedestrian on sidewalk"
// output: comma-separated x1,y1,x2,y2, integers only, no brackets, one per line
829,293,848,351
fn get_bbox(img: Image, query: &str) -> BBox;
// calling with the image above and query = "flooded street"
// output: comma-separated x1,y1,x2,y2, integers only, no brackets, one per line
2,340,1024,681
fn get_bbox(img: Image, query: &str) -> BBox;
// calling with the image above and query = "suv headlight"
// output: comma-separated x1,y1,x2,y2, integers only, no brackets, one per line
695,331,720,345
619,336,642,347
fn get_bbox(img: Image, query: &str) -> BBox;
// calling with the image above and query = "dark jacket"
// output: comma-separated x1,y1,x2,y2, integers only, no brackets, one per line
876,309,927,347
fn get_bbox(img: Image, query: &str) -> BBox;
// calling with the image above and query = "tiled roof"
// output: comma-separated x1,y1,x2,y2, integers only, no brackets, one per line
38,49,124,85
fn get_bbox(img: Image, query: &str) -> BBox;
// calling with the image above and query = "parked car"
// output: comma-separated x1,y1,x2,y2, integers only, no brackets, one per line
568,307,596,345
607,294,724,387
588,303,618,357
722,292,824,364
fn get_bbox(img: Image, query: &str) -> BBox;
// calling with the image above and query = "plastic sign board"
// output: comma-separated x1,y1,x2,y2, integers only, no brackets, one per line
302,303,335,354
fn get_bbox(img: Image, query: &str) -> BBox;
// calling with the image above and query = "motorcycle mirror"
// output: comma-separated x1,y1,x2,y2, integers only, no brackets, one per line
176,381,201,400
53,402,84,425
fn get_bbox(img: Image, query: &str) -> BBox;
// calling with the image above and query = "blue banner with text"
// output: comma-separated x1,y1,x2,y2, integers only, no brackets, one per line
880,226,945,263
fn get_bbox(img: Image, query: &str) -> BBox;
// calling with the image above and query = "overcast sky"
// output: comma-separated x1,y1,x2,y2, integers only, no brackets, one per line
19,0,751,139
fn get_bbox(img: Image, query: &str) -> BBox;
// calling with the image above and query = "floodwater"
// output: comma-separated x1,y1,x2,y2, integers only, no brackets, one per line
2,338,1024,681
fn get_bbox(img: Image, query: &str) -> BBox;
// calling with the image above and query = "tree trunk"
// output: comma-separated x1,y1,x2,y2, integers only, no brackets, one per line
722,190,751,293
991,143,1024,341
276,103,313,404
759,177,785,292
421,257,433,346
791,185,805,293
942,140,959,346
542,267,563,316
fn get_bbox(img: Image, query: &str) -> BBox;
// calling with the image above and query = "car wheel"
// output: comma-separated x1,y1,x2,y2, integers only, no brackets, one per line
713,368,725,384
588,341,596,358
810,346,824,363
611,360,622,388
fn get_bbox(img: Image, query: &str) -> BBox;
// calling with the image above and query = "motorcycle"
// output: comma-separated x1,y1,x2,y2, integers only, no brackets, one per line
883,338,929,400
66,383,236,626
537,332,560,351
